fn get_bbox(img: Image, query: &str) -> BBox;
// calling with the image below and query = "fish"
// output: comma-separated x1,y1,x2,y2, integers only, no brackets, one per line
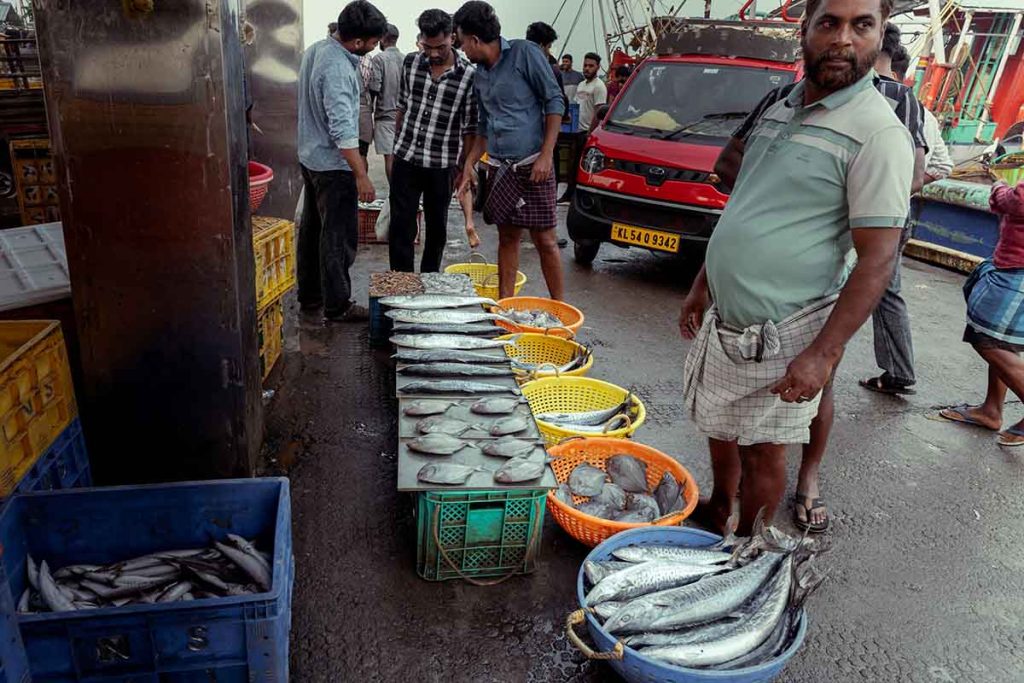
593,600,626,621
379,294,498,309
583,560,635,586
403,400,458,417
576,500,617,519
489,415,531,436
510,346,592,375
407,433,474,456
607,455,649,493
481,437,544,459
603,551,786,634
38,561,75,612
626,493,660,520
493,457,547,483
394,349,508,364
215,542,271,591
391,323,502,337
157,581,194,603
535,391,635,428
398,363,514,378
593,483,627,510
639,557,793,668
502,308,564,328
390,334,518,350
568,463,607,496
553,483,574,505
399,380,521,396
654,472,685,516
17,589,31,613
611,545,733,565
26,555,39,590
386,309,508,325
585,560,723,606
226,534,271,575
470,397,523,415
613,508,656,524
417,462,485,485
415,416,476,436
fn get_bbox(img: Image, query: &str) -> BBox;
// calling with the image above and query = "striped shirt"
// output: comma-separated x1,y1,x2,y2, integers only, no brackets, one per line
394,51,478,169
733,73,928,152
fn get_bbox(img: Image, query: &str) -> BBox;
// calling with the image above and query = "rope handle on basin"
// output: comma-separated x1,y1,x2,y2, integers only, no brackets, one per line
543,325,576,339
469,252,490,265
602,414,633,434
528,362,562,381
565,609,625,660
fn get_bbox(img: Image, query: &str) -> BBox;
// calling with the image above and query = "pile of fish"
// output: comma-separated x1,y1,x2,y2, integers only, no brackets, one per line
582,522,824,669
554,454,684,523
16,535,272,613
535,390,637,434
420,272,477,296
510,344,592,376
503,308,565,329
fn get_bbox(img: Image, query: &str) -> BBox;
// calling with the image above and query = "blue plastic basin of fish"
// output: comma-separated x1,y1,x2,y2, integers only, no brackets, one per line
574,526,808,683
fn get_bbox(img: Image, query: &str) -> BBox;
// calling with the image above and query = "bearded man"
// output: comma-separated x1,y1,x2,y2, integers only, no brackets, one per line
679,0,914,535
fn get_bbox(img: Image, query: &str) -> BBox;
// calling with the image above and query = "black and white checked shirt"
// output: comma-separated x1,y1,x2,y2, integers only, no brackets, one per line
395,51,478,169
734,75,928,151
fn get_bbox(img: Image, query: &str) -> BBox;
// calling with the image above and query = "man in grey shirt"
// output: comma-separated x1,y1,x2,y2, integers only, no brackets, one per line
370,23,404,180
297,0,387,322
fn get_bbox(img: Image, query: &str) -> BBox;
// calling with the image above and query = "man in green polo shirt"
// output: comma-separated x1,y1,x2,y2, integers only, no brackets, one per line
679,0,913,536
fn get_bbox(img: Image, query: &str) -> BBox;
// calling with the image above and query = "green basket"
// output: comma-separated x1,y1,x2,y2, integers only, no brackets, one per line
416,488,547,583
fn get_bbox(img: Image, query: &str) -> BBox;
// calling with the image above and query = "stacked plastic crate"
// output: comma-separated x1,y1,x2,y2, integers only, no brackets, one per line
252,216,296,381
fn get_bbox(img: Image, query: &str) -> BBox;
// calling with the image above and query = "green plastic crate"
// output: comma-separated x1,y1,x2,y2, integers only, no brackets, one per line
416,489,547,582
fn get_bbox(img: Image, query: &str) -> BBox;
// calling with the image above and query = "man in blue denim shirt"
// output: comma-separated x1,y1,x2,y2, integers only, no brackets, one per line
297,0,386,322
454,1,566,300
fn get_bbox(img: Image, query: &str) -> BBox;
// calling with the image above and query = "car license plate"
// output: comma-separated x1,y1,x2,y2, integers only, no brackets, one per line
611,223,680,253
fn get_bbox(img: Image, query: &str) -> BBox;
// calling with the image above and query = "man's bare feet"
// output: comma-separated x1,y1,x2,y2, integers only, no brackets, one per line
465,225,481,249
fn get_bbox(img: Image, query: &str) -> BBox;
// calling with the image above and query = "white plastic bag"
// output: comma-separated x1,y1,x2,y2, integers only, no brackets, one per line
374,199,391,242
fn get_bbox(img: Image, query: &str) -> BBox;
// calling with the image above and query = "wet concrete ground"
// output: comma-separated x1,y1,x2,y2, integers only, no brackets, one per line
266,189,1024,681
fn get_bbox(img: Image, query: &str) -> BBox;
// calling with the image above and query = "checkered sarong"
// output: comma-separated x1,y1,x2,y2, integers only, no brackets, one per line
683,295,838,445
483,154,557,229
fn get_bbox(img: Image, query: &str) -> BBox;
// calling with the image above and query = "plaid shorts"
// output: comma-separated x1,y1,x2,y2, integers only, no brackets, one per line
483,161,556,230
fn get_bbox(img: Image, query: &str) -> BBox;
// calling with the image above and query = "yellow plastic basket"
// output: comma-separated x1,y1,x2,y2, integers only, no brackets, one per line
253,216,297,312
258,296,285,381
444,253,526,300
520,377,645,446
498,332,593,381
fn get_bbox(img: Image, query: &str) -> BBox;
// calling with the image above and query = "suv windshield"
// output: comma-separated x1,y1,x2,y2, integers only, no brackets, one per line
607,62,795,143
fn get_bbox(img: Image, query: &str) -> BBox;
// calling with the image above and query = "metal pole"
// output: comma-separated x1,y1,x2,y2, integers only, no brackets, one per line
598,0,611,68
926,0,946,63
980,11,1023,125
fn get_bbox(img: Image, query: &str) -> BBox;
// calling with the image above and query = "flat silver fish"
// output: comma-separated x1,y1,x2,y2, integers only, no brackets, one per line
407,433,474,455
386,309,507,324
394,349,508,364
489,415,531,436
481,437,543,458
415,416,475,436
493,457,547,483
398,363,514,378
417,462,485,485
380,294,498,309
390,334,519,350
391,323,501,336
399,380,521,396
470,397,523,415
403,400,458,416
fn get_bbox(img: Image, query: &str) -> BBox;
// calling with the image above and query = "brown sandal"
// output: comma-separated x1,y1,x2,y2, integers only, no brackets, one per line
793,494,830,534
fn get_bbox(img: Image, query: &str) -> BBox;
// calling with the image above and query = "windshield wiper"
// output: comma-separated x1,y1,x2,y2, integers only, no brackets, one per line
658,112,752,141
603,120,636,135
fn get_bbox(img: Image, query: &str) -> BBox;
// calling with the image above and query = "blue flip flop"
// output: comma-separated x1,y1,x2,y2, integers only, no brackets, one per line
939,404,997,430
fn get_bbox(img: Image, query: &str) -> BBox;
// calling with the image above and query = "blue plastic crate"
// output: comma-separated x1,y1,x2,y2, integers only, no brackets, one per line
561,103,581,133
0,478,293,682
12,417,90,496
0,566,30,683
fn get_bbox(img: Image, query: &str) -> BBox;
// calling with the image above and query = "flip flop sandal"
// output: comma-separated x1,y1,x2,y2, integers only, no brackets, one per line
793,494,830,534
938,403,998,430
997,425,1024,447
859,375,916,396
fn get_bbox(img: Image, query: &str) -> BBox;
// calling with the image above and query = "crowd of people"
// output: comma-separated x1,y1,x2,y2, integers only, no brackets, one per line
295,0,1023,537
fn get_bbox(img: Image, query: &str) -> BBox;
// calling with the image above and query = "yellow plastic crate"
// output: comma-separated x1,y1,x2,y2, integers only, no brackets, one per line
258,296,285,381
0,321,77,496
252,217,296,312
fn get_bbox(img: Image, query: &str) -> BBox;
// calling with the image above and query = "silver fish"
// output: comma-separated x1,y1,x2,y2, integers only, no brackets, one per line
215,542,271,591
585,560,723,605
394,349,509,364
493,457,547,483
583,560,635,586
489,415,531,436
417,462,485,485
403,400,458,417
26,555,39,590
407,433,474,456
415,416,475,436
640,557,793,667
38,561,75,612
17,588,31,613
543,415,632,434
386,309,507,324
713,604,800,669
398,363,514,378
470,397,523,415
481,436,543,458
593,600,626,621
380,294,498,309
603,551,786,634
612,545,732,565
511,349,591,374
399,380,520,396
391,334,516,350
503,308,564,328
158,581,194,603
226,534,272,575
536,391,635,428
391,323,502,337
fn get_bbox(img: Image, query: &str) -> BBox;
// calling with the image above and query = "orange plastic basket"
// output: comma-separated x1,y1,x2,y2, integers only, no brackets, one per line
546,438,699,547
495,296,584,338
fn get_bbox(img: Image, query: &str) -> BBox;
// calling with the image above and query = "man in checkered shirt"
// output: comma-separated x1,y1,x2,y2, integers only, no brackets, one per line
680,0,914,536
387,9,478,273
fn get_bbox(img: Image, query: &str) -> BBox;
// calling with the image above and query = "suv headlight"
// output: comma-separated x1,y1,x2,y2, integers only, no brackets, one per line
581,147,606,174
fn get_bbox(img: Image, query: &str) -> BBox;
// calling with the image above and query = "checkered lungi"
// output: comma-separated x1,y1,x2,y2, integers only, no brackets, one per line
683,294,838,446
483,153,557,230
